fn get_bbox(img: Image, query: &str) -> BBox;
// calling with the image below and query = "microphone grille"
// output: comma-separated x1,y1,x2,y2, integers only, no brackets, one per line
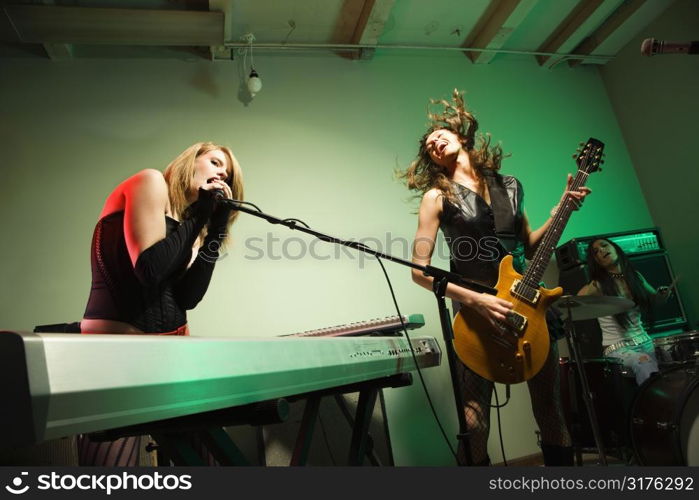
640,38,654,57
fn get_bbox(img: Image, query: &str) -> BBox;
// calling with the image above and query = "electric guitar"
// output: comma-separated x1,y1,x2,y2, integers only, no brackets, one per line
452,138,605,384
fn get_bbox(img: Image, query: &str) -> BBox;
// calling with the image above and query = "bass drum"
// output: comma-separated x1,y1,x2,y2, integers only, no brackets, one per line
629,365,699,465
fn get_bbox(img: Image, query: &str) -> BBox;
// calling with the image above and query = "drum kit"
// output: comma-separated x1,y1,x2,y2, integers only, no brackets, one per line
552,295,698,466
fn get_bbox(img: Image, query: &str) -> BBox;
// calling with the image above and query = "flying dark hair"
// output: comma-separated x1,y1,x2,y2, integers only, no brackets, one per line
399,89,506,203
586,238,654,329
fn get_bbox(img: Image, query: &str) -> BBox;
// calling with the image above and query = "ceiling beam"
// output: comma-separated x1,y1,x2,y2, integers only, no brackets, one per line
5,5,224,46
536,0,604,67
208,0,232,61
344,0,396,60
463,0,538,64
33,1,72,60
568,0,647,66
43,42,73,60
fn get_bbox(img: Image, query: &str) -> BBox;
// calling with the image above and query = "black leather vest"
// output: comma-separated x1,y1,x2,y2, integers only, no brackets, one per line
439,175,526,287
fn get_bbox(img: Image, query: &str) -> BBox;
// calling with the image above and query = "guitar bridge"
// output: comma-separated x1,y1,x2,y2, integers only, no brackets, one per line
510,280,540,305
491,325,517,349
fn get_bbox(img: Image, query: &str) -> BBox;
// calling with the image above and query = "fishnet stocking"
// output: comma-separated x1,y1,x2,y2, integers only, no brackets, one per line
454,341,571,465
77,435,140,466
528,342,571,448
77,433,219,466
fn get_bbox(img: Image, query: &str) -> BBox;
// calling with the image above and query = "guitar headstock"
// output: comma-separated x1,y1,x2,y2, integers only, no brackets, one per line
574,137,605,174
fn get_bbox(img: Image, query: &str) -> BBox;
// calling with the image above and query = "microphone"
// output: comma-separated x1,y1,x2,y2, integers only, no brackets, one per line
212,189,227,201
211,189,242,208
641,38,699,56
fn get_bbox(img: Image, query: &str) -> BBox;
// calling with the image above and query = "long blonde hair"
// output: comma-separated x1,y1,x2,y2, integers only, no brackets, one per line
163,142,244,248
399,89,506,203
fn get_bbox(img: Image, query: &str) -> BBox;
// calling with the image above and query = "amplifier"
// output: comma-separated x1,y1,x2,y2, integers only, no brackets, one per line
556,228,663,272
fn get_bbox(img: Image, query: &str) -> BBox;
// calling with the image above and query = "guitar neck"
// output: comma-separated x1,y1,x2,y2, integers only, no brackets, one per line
523,169,591,286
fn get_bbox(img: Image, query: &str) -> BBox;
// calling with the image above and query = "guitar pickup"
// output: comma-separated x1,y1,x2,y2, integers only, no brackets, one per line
510,280,540,305
505,311,528,333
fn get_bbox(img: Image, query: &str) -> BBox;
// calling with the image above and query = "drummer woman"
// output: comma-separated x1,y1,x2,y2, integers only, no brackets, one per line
577,238,672,384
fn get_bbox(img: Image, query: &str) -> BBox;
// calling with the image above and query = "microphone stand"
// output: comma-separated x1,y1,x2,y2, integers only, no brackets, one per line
221,199,496,465
559,299,608,466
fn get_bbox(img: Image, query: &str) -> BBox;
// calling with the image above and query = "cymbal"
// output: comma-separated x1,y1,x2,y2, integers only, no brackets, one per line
552,295,634,321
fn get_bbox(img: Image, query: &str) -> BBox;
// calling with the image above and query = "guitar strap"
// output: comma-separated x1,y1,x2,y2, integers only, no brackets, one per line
482,170,518,252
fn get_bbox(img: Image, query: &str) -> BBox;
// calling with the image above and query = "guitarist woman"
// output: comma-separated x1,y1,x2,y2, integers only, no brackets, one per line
577,238,671,384
401,89,590,466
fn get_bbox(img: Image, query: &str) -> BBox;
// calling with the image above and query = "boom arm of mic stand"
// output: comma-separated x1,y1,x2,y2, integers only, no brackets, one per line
222,199,496,296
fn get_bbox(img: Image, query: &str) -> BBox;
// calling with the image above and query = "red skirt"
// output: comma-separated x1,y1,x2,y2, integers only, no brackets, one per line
81,324,189,336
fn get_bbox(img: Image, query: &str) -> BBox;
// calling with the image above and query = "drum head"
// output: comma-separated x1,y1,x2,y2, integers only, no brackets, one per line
653,331,699,347
654,331,699,368
559,357,624,366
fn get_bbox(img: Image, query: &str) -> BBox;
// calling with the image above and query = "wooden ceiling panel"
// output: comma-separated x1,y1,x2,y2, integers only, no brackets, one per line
226,0,349,44
536,0,604,65
462,0,538,64
377,0,491,46
568,0,647,66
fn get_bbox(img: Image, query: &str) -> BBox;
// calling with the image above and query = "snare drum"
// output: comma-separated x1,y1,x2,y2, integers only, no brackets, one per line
559,358,635,449
654,331,699,368
629,365,699,465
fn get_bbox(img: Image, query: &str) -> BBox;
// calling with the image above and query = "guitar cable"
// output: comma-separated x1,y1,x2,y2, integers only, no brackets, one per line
493,385,509,466
370,253,460,464
373,251,513,467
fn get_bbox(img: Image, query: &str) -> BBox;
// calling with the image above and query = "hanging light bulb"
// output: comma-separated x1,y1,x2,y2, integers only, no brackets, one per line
247,68,262,97
241,33,262,98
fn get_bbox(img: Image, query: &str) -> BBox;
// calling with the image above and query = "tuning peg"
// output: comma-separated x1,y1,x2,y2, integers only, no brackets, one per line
579,141,585,146
572,154,579,159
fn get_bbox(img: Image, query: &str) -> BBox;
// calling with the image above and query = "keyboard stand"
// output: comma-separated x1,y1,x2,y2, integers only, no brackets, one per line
87,373,413,466
288,373,411,466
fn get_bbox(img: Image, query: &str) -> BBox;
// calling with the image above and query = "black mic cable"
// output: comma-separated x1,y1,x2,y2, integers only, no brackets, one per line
368,251,461,464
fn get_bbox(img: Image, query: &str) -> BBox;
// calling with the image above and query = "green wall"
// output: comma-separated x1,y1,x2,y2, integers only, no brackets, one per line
0,48,651,465
600,0,699,328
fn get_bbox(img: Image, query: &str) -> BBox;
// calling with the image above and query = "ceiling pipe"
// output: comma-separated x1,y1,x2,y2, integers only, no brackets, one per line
222,42,613,63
